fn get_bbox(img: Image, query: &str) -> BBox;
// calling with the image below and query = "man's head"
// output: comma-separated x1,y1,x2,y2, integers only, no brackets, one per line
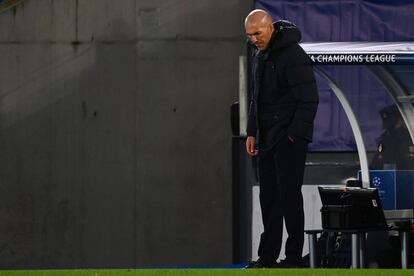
245,9,274,51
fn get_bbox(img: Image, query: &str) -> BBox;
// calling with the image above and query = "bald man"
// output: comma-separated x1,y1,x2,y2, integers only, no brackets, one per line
244,10,319,268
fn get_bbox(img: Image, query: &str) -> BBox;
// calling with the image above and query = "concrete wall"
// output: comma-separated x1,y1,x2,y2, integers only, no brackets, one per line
0,0,252,268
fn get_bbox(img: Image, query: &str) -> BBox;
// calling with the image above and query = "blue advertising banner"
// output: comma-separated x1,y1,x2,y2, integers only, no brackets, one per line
363,170,396,210
358,170,414,210
255,0,414,42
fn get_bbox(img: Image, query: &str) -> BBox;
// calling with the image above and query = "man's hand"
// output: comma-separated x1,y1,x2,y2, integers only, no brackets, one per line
246,136,258,156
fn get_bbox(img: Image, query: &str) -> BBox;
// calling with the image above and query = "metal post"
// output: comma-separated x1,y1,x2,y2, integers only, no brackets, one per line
239,56,248,136
351,233,360,268
400,231,410,269
308,233,317,268
359,233,366,268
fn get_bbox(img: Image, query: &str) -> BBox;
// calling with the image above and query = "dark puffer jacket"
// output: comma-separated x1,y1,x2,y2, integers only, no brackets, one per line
247,20,319,151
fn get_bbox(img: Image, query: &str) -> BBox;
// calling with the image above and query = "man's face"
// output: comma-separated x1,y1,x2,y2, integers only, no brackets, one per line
245,23,274,51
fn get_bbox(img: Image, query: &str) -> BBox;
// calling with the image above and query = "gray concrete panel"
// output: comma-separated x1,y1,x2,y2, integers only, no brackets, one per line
78,44,137,267
134,40,245,266
0,45,95,124
78,0,136,41
0,0,252,268
0,0,76,42
135,0,249,40
0,43,137,268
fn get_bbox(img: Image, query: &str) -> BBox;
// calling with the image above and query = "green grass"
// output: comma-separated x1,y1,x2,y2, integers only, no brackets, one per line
0,269,412,276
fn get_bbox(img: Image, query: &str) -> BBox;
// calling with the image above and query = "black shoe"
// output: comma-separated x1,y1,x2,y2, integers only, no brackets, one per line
273,259,304,268
244,261,265,269
244,260,276,269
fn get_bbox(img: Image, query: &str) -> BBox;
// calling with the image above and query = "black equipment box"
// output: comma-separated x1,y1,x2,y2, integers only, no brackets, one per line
318,187,387,230
321,205,364,229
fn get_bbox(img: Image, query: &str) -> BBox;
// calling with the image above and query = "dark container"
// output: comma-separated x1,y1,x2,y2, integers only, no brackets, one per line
321,205,364,229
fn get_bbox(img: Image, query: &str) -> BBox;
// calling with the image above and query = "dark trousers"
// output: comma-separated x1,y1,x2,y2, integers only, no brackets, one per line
257,137,308,263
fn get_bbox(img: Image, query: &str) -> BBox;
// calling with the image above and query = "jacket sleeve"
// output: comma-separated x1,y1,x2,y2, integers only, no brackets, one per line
286,49,319,140
246,95,257,137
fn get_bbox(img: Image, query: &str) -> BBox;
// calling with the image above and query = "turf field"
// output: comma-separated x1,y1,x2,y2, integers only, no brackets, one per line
0,269,413,276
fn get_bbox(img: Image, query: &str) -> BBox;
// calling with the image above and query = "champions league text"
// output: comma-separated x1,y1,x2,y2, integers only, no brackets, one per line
309,54,397,64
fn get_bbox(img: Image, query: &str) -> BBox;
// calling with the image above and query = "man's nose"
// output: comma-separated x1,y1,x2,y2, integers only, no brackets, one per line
250,36,257,44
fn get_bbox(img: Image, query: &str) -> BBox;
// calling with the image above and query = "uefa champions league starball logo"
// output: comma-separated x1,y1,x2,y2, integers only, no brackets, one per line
372,176,381,188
